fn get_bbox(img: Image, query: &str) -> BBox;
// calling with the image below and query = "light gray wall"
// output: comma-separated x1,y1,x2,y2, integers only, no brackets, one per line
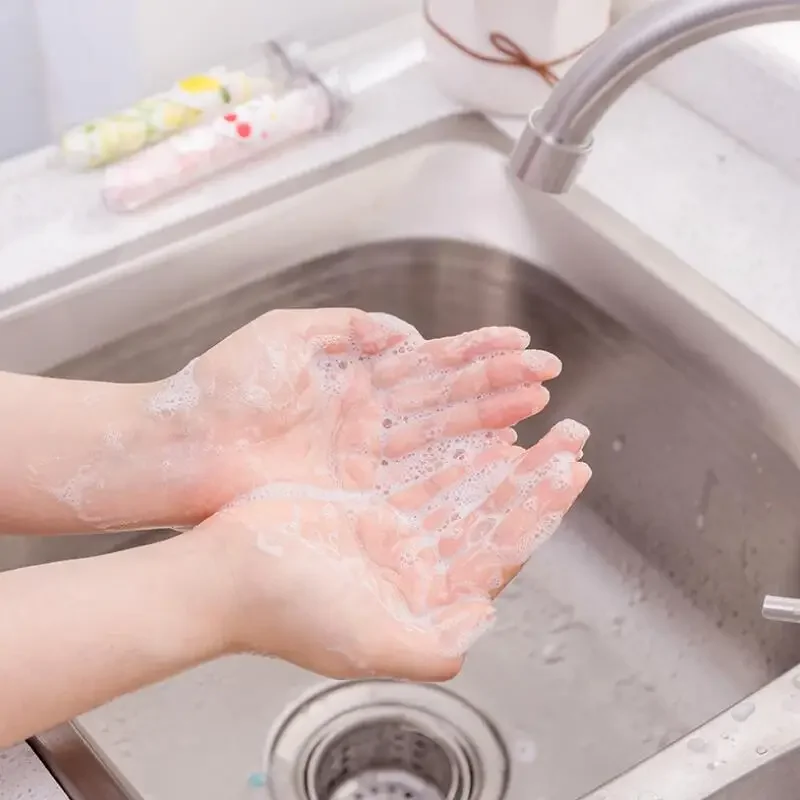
0,0,49,159
1,0,416,160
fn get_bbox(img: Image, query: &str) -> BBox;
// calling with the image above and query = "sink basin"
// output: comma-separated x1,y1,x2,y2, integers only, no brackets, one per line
8,114,800,800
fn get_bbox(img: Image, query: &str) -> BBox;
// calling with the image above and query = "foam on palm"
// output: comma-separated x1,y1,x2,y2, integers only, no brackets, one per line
213,312,588,660
34,309,589,664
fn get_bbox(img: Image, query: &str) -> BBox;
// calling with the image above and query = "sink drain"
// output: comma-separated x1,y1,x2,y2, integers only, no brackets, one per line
264,680,509,800
328,770,441,800
311,718,454,800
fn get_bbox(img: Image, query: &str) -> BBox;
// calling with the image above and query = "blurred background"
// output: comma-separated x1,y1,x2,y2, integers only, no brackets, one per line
4,0,798,162
0,0,417,160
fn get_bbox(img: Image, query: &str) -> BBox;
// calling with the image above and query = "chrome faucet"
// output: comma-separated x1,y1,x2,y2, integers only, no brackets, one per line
508,1,800,797
509,0,800,193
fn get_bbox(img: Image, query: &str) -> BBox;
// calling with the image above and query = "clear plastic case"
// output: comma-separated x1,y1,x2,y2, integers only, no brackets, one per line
102,71,349,213
60,41,303,170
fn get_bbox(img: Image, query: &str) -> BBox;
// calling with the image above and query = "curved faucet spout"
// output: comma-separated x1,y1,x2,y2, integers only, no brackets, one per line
509,0,800,192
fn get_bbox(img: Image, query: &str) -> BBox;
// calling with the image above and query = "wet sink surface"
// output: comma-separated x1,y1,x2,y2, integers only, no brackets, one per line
9,125,800,800
46,237,800,800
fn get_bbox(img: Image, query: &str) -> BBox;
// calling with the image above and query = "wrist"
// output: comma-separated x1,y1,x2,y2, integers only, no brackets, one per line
189,508,288,658
182,517,264,657
0,523,232,741
146,531,236,662
92,380,217,531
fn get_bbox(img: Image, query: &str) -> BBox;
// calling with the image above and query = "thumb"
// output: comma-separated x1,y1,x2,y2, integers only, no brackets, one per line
377,599,496,683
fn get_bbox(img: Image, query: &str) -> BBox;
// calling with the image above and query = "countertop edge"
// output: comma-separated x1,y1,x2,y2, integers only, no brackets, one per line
0,743,68,800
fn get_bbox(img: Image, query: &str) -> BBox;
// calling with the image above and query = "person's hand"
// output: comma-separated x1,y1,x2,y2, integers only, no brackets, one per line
194,417,591,681
147,308,565,527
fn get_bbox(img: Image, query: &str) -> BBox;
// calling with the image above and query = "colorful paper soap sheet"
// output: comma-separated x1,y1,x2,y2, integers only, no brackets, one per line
103,76,341,212
61,41,297,169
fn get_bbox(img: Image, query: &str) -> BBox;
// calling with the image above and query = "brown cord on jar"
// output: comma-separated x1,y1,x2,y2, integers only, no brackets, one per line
423,0,597,87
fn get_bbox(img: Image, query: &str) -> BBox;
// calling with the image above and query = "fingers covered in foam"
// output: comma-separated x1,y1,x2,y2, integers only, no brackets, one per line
371,432,519,499
372,327,531,387
387,444,517,519
383,419,591,610
381,385,549,459
386,350,561,413
298,308,413,356
447,419,591,597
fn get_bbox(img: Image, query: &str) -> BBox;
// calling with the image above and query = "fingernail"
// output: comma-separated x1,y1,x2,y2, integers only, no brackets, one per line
528,384,550,413
523,350,562,375
516,330,532,349
554,418,590,445
505,428,519,445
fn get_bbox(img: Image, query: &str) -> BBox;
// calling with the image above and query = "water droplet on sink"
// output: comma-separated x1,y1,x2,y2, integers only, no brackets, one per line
247,772,267,788
612,437,625,453
707,760,725,771
792,673,800,690
687,737,708,753
638,792,661,800
695,513,706,531
731,701,755,722
541,642,564,665
513,735,538,763
756,745,769,756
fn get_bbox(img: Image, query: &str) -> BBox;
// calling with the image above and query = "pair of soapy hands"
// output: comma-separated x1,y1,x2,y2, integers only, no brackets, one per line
149,308,591,683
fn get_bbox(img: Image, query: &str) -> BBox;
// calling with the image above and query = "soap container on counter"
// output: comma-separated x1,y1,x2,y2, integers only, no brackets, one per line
60,40,305,170
422,0,611,116
102,69,349,213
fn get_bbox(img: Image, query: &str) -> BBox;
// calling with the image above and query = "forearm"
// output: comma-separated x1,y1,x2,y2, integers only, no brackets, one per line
0,371,194,534
0,533,230,747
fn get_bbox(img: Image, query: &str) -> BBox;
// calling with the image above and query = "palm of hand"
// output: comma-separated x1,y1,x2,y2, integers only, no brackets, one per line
155,306,592,680
158,309,561,514
209,413,590,681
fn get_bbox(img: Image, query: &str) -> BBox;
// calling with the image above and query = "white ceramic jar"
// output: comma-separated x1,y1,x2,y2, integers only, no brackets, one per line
423,0,611,116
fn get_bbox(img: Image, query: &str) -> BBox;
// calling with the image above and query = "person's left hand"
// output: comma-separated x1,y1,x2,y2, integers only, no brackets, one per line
144,308,564,528
193,416,591,681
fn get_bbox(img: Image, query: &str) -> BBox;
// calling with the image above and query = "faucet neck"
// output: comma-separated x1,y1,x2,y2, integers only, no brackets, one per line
511,0,800,192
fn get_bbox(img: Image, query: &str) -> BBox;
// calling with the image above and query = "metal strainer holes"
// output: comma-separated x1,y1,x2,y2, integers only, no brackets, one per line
312,719,455,800
330,770,444,800
264,680,509,800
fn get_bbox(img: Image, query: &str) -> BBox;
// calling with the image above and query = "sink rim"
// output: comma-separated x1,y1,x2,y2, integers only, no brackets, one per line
14,113,800,800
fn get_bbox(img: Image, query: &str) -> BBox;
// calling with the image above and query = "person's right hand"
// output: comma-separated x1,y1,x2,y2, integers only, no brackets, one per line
194,417,591,682
143,308,565,529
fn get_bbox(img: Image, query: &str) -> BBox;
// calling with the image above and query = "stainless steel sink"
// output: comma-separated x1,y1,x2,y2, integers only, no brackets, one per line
7,114,800,800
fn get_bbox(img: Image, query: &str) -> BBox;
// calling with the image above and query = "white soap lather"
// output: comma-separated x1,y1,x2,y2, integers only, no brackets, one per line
422,0,612,117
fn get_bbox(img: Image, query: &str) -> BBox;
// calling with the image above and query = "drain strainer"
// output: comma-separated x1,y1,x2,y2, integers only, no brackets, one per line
328,769,442,800
264,680,509,800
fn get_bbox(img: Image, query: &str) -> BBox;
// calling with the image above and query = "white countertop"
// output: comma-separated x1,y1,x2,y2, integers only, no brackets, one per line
2,14,800,800
0,745,68,800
